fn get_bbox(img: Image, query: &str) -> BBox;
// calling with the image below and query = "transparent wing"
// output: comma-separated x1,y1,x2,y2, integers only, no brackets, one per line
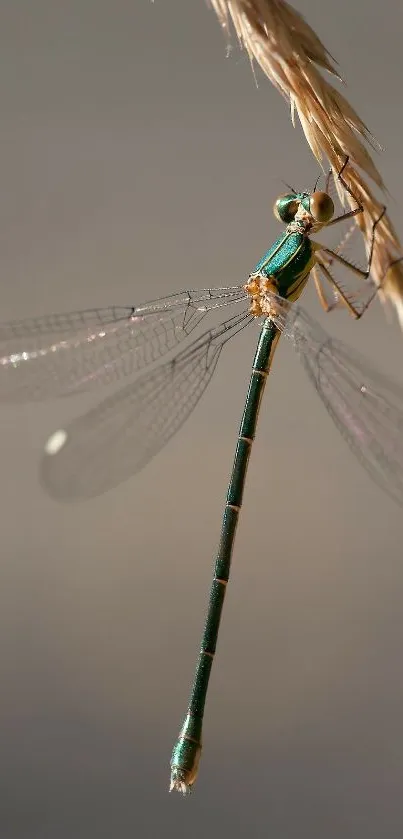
41,310,253,500
0,287,247,402
269,294,403,507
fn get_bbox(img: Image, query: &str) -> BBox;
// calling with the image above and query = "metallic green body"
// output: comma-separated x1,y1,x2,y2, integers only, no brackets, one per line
170,321,279,790
250,231,315,301
170,230,311,793
0,164,385,795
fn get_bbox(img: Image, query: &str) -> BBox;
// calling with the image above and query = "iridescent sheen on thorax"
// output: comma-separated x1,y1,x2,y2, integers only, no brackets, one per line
250,230,315,303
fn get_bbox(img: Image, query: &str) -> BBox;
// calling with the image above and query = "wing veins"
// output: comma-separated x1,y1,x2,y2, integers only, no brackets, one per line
40,309,253,499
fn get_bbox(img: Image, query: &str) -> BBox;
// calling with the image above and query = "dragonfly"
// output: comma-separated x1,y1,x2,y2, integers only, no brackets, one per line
1,158,403,795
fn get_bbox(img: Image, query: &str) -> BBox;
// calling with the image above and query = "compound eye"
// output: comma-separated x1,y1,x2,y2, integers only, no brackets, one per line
309,191,334,224
273,193,300,224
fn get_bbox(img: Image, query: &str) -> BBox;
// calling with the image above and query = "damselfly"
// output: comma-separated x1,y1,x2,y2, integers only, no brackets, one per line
1,160,402,794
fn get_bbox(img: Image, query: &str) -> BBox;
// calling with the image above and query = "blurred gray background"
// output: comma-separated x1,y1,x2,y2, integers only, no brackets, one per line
1,1,403,836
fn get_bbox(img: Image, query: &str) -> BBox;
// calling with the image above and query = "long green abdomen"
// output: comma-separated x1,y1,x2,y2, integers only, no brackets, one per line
170,320,280,794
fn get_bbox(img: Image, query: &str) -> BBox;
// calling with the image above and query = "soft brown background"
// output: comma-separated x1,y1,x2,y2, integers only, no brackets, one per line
1,2,403,836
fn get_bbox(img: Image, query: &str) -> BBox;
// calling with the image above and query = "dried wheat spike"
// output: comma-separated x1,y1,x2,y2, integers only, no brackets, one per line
209,0,403,327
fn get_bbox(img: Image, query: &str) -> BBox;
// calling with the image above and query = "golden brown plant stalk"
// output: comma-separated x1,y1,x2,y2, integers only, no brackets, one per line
209,0,403,326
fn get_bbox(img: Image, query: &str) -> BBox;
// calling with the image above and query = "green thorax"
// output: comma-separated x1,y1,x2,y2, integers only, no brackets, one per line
250,230,315,302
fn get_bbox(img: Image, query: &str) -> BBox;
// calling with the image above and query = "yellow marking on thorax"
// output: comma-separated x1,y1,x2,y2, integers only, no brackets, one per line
286,249,317,302
245,238,317,316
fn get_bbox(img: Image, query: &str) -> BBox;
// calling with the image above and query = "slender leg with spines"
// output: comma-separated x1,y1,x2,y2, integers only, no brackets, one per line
326,156,364,228
312,266,338,313
313,205,387,318
170,319,280,794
